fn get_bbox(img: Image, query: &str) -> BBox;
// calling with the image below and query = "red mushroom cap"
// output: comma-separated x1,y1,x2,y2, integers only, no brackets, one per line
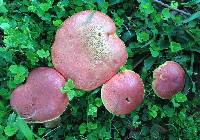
101,70,144,115
152,61,185,99
52,10,127,91
10,67,69,123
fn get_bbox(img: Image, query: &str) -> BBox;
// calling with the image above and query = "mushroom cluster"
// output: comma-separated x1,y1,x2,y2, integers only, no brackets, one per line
10,10,128,125
100,61,185,115
10,10,186,125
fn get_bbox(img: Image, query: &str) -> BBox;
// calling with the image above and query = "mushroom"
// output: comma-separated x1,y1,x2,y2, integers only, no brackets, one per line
152,61,185,99
101,70,144,115
52,10,128,91
10,67,69,127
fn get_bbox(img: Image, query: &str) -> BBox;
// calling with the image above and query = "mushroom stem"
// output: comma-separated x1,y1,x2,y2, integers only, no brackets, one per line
44,117,61,128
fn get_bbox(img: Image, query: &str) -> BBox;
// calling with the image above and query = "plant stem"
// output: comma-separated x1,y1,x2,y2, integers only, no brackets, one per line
153,0,191,16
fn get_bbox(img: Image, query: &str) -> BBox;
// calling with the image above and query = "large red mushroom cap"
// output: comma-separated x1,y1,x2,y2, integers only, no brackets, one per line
101,70,144,115
152,61,185,99
10,67,69,123
52,10,128,91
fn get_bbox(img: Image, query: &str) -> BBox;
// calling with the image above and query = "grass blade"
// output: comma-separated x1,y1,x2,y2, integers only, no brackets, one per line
16,116,34,140
183,11,200,23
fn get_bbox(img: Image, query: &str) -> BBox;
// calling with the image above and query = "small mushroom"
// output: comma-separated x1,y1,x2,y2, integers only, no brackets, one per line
101,70,144,115
52,10,127,91
152,61,185,99
10,67,69,126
